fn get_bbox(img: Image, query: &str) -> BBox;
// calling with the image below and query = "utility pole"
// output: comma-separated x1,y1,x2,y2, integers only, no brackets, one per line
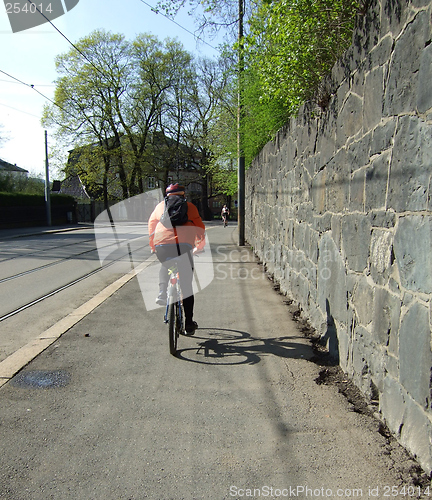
44,130,51,226
237,0,245,246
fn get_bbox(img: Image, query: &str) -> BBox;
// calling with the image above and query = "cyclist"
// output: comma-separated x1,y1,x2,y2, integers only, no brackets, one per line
221,205,229,227
148,184,205,335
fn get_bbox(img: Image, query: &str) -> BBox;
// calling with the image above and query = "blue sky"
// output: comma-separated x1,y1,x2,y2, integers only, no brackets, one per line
0,0,223,178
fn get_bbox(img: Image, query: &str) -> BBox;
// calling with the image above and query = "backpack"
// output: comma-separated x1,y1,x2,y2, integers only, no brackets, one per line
159,195,189,228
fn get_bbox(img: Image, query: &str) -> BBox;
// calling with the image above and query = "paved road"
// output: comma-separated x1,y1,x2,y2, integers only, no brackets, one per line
0,224,150,362
0,224,422,499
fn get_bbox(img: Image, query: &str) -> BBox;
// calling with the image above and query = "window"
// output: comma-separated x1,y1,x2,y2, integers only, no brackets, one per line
147,177,156,189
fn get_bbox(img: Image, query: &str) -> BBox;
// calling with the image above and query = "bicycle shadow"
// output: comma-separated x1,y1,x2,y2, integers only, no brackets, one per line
176,328,313,365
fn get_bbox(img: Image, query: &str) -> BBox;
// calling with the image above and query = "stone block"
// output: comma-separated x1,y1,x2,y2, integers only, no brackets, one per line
331,214,342,251
429,176,432,211
417,43,432,113
311,170,326,214
346,135,371,171
303,156,317,179
373,286,401,347
394,215,432,294
350,169,365,211
365,152,390,211
352,275,375,327
384,11,428,115
341,214,371,272
385,353,399,379
369,210,396,228
312,213,332,234
387,116,432,212
317,233,348,325
316,116,337,169
400,396,432,473
325,154,350,213
368,33,393,68
309,230,320,264
336,92,363,147
351,325,372,387
370,119,396,156
399,301,432,408
363,66,384,130
380,375,406,434
369,229,394,286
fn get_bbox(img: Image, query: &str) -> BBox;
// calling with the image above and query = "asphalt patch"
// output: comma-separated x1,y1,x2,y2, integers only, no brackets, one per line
10,370,70,389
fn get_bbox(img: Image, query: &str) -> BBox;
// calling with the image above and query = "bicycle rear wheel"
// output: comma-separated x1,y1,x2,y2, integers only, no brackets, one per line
169,301,185,356
168,303,177,356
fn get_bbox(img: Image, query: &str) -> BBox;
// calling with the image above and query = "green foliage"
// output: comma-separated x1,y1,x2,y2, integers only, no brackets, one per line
241,0,361,163
0,192,74,207
158,0,362,171
0,173,46,195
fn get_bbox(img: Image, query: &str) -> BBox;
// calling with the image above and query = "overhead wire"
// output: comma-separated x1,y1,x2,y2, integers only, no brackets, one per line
0,0,220,116
0,68,59,108
25,0,109,80
137,0,220,52
0,101,41,118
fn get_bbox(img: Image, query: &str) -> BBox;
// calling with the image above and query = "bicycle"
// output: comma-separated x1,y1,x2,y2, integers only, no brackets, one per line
163,260,185,356
222,214,228,227
162,248,203,356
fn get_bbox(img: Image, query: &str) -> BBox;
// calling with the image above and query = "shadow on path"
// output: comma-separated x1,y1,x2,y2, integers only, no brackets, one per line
177,327,313,365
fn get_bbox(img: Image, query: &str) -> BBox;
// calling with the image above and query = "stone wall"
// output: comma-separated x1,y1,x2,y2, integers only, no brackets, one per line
245,0,432,472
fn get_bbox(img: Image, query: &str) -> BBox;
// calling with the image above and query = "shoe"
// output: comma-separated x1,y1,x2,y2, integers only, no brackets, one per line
155,291,166,306
185,321,198,335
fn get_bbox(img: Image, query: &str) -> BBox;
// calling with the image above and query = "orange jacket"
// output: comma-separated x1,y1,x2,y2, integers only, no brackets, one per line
148,199,206,252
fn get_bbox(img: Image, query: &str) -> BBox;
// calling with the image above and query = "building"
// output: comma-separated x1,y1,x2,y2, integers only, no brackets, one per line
0,158,28,177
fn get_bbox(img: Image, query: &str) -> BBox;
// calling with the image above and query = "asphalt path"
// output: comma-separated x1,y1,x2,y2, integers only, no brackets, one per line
0,224,421,499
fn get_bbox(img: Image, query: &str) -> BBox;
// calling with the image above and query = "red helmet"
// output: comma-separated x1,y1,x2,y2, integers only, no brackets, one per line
166,183,185,195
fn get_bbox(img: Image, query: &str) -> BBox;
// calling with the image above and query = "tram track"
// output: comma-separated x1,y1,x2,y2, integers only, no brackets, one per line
0,237,96,264
0,240,151,323
0,237,148,284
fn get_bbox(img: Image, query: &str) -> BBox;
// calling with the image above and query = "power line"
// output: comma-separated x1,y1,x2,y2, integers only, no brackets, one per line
25,0,109,80
1,0,221,117
0,78,55,87
0,101,41,118
0,68,58,108
137,0,220,52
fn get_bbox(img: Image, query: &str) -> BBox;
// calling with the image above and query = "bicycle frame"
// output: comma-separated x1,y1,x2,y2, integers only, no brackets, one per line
164,264,182,321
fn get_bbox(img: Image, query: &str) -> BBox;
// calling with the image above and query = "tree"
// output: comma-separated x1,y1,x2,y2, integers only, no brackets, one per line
158,0,364,166
0,172,45,195
43,30,215,206
0,124,8,148
241,0,362,162
42,30,131,206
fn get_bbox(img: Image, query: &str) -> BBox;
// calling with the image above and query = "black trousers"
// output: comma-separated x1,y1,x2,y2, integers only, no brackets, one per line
155,244,194,324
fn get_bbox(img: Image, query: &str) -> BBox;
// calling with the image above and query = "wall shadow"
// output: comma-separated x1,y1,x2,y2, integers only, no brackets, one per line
316,299,340,365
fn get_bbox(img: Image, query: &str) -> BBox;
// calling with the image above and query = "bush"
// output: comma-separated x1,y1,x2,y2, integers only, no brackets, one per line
0,192,75,207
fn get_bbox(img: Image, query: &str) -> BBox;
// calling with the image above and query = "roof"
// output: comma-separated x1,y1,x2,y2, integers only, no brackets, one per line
0,158,28,173
58,175,91,199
